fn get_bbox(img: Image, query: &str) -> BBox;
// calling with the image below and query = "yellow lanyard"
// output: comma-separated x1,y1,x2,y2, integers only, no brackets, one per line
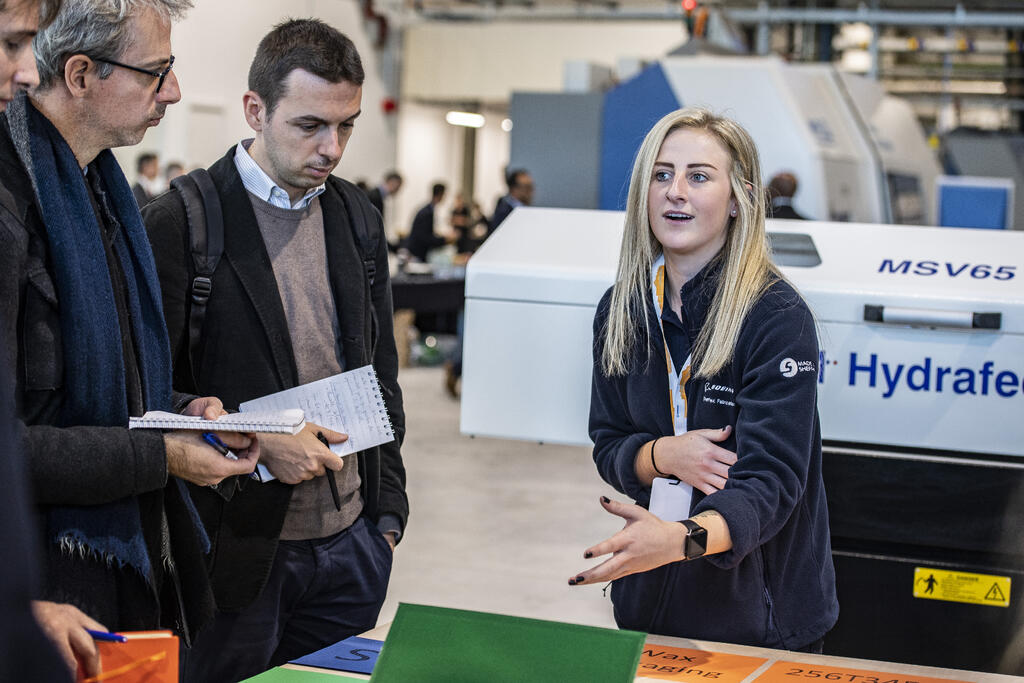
652,255,691,436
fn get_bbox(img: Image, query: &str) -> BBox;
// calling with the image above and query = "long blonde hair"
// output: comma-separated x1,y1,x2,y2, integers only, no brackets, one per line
601,107,780,379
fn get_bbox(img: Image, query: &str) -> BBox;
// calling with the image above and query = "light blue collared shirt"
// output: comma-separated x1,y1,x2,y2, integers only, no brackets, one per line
233,139,326,210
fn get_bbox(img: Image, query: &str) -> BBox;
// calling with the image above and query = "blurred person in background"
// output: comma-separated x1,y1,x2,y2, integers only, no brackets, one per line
131,150,160,205
489,167,533,232
451,193,487,258
164,158,183,183
405,181,451,262
365,169,401,220
767,171,806,220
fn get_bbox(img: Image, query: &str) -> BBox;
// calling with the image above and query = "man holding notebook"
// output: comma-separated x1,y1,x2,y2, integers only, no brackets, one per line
0,0,261,672
143,19,409,683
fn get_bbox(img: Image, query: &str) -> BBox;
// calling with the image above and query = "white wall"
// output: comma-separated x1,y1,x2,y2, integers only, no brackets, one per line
114,0,398,188
402,20,688,103
391,103,509,241
392,102,461,239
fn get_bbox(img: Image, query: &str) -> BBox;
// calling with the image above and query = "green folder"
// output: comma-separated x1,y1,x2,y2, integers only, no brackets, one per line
242,667,363,681
369,603,646,682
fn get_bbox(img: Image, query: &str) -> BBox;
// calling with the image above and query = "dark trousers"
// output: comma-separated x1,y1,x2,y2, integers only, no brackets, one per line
184,516,393,683
795,637,825,654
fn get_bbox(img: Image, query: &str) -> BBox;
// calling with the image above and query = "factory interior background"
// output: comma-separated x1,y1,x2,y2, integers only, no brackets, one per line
123,0,1024,675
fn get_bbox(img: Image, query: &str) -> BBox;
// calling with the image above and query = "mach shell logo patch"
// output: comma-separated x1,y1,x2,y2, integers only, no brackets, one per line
780,358,816,378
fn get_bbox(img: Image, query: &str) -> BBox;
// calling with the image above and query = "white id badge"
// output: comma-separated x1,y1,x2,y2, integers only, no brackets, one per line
648,477,694,522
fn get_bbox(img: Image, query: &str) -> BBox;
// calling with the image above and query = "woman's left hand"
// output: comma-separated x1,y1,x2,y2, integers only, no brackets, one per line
568,496,686,586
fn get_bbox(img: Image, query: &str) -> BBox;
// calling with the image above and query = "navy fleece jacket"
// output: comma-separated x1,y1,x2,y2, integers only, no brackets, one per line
590,259,838,649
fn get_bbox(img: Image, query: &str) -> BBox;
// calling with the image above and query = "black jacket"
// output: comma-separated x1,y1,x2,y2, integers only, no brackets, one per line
489,195,516,233
0,117,214,638
0,339,74,683
769,200,806,221
142,147,409,612
366,186,384,218
131,181,152,209
405,202,445,261
590,259,838,649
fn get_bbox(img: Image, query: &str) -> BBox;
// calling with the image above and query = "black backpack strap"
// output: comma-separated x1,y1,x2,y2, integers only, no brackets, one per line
330,176,381,286
169,168,224,388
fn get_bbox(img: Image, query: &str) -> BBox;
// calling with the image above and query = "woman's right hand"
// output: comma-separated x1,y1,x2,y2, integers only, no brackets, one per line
641,426,736,495
568,496,686,585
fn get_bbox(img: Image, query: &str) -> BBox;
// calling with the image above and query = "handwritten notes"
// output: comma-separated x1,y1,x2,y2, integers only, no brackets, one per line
240,365,394,482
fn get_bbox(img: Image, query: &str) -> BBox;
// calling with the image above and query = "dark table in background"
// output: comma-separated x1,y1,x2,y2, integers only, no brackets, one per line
390,271,465,335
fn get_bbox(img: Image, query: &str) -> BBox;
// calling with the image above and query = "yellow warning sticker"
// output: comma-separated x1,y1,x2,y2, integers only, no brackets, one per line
913,567,1010,608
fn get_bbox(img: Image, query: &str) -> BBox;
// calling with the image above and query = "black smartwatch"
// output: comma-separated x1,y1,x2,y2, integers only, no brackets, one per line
678,519,708,561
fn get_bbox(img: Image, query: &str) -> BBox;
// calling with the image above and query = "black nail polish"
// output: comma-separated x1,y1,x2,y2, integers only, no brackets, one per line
584,551,593,559
601,496,610,504
568,578,576,586
575,575,585,583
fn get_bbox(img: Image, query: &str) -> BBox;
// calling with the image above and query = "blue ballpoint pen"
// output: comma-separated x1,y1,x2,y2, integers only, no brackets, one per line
87,629,127,643
201,431,230,455
203,431,261,480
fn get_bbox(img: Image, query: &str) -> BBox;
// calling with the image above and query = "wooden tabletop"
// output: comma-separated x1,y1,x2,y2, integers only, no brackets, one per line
278,621,1018,682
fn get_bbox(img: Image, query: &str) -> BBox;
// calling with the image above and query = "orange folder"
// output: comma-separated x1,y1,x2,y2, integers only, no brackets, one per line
76,630,178,683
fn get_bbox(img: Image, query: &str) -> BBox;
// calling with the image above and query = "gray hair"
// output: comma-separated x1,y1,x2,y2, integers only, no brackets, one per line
34,0,191,89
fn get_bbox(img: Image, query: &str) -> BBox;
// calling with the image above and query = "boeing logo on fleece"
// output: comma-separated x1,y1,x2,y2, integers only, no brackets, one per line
702,383,735,407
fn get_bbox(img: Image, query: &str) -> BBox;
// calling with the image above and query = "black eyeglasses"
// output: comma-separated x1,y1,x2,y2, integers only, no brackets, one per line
94,54,175,92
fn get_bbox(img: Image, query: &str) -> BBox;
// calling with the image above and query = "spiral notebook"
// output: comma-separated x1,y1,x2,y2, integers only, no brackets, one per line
240,365,395,483
129,409,305,434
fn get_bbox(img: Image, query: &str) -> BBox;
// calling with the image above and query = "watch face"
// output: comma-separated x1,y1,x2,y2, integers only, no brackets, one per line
683,523,708,560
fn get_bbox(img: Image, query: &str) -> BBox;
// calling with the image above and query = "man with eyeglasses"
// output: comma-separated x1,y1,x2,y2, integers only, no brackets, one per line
0,0,260,660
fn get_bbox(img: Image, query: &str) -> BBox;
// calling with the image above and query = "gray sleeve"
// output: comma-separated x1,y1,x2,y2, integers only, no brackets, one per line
0,196,169,507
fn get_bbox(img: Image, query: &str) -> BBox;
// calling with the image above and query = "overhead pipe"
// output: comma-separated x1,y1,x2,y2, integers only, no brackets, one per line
414,4,1024,28
727,4,1024,29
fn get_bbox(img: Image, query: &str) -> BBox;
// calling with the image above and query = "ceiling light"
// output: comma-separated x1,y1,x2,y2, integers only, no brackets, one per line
446,111,485,128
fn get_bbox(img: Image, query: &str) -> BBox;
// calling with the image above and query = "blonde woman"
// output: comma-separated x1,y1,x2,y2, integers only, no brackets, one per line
570,108,837,652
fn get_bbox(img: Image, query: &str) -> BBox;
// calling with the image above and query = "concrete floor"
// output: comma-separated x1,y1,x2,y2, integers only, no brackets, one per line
377,365,622,629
